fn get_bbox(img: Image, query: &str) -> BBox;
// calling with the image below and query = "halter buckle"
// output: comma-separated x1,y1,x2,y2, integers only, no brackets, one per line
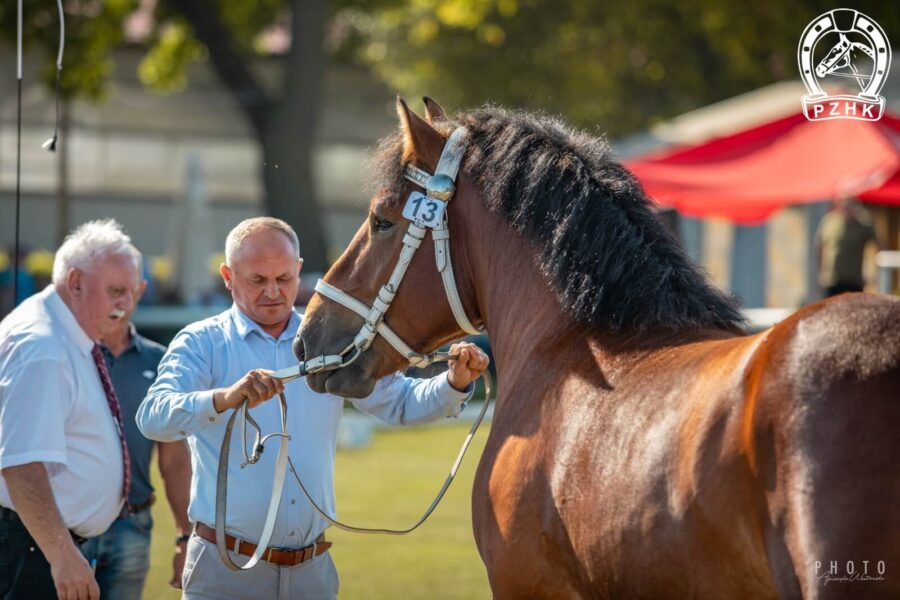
302,354,344,374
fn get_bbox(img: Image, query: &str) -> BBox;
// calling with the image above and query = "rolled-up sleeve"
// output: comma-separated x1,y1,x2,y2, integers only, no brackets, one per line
137,330,220,442
0,358,69,471
352,371,473,426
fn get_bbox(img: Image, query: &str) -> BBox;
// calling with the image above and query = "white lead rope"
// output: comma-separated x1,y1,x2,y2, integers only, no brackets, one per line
215,356,492,571
215,393,290,570
285,364,492,535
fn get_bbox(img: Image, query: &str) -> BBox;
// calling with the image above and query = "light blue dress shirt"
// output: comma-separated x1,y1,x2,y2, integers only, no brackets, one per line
136,305,471,548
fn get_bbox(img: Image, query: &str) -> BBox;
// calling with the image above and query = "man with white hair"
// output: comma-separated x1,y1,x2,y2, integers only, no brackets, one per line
138,217,488,599
0,219,141,600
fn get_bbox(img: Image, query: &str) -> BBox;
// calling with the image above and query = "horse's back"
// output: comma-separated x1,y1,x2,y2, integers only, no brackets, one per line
774,292,900,388
748,293,900,598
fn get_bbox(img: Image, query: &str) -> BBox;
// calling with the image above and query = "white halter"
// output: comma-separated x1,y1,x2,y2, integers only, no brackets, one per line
313,126,482,368
215,127,491,570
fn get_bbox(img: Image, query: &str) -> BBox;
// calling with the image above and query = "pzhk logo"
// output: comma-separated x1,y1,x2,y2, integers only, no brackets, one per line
798,9,891,121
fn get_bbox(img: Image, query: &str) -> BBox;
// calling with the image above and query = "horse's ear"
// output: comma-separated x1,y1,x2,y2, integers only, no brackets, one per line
423,96,447,123
397,96,444,170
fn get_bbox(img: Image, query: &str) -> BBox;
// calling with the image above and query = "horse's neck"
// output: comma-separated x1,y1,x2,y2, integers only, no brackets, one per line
468,214,589,386
462,207,718,413
482,249,576,360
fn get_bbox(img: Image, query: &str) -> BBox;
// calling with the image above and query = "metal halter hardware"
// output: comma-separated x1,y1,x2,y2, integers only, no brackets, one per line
215,126,493,570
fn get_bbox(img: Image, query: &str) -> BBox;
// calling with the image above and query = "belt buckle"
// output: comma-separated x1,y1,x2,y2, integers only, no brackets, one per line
265,546,294,566
70,531,89,545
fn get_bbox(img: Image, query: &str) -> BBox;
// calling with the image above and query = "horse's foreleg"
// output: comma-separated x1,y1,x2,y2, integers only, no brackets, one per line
472,432,588,599
764,375,900,600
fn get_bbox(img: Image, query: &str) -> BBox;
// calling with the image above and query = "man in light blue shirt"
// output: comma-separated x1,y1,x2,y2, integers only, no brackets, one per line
136,217,488,599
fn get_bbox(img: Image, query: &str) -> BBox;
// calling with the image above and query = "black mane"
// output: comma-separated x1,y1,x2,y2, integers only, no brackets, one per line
372,106,746,334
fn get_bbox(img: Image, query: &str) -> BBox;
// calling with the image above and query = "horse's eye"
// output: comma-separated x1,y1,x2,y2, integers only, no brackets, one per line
371,215,394,232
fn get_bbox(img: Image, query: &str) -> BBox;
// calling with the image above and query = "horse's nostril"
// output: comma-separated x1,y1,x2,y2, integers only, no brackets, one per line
293,335,306,363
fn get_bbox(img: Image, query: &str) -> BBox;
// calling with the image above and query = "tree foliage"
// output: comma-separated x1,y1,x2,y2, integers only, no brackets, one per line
5,1,900,135
136,0,284,93
0,0,136,100
334,0,900,135
0,1,284,96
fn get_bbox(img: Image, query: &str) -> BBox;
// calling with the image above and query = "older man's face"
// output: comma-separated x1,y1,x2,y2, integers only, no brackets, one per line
222,231,302,333
73,253,143,340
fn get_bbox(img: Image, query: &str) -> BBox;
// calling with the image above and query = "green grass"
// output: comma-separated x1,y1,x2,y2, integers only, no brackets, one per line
145,422,491,599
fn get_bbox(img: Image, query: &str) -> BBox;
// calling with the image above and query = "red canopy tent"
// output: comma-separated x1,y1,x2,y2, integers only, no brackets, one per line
858,115,900,205
625,112,900,223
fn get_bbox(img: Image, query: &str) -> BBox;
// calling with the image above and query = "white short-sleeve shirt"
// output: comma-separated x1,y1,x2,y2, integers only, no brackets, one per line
0,286,125,537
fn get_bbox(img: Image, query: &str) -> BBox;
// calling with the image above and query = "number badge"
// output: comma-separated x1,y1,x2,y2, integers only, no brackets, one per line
402,191,446,228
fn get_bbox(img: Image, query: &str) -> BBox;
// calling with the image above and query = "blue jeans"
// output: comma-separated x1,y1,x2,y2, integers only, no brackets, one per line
80,509,153,600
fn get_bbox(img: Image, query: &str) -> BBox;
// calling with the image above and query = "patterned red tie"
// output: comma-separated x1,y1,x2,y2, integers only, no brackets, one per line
91,344,132,509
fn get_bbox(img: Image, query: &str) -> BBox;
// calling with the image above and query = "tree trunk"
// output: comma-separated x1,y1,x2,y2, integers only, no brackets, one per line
174,0,329,270
262,0,329,270
261,129,328,270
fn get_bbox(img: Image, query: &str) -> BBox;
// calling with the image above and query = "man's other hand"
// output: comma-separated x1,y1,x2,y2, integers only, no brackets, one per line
170,541,187,589
447,342,490,392
50,546,100,600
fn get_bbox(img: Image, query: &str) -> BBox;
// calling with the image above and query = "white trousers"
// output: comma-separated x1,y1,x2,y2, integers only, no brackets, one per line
181,534,339,600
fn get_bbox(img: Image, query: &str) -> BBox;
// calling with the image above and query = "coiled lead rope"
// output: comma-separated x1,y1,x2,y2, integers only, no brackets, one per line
215,351,492,570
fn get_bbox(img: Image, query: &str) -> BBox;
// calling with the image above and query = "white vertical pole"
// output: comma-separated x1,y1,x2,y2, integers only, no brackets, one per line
17,0,23,80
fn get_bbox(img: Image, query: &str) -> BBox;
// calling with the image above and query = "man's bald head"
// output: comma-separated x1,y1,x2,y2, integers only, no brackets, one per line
225,217,300,266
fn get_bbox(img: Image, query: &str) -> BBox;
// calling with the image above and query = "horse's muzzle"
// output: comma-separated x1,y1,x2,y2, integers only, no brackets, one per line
295,319,377,397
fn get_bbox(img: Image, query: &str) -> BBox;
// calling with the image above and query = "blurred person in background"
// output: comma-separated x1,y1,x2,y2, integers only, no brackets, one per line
80,275,192,598
137,217,488,600
0,245,35,318
816,196,883,297
0,220,139,600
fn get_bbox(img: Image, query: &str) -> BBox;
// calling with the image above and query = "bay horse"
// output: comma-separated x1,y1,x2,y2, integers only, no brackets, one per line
295,98,900,598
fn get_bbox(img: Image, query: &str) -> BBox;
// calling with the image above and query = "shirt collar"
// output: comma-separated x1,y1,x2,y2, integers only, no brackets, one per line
98,324,141,358
230,304,300,342
45,286,94,357
126,323,141,353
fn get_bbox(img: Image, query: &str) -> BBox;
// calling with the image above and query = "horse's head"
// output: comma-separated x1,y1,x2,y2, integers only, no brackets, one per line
815,33,851,77
294,97,482,398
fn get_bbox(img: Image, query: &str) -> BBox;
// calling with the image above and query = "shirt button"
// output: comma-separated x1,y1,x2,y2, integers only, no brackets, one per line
290,499,296,505
289,531,295,536
209,417,215,422
179,431,186,436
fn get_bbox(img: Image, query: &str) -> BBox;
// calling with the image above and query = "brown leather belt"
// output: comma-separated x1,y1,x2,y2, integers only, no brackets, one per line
121,494,155,518
129,493,156,514
194,522,331,567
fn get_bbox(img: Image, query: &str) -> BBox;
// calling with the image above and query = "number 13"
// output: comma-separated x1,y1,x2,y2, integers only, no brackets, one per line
410,196,439,222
